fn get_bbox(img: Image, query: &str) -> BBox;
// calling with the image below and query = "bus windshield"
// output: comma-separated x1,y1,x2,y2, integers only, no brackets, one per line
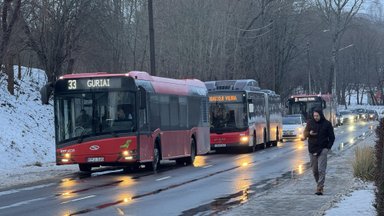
55,91,136,143
288,101,322,121
209,102,247,132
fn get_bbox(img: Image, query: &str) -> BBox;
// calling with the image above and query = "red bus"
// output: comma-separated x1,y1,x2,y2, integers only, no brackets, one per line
286,94,337,126
41,71,210,172
205,80,282,152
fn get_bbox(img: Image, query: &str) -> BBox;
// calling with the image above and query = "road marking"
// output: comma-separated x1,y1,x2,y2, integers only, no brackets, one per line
203,165,213,169
156,176,171,181
0,183,56,197
0,197,47,210
61,195,96,204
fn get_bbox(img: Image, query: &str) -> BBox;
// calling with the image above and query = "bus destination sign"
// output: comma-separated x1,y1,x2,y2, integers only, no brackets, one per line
294,97,317,102
66,78,119,90
209,95,240,102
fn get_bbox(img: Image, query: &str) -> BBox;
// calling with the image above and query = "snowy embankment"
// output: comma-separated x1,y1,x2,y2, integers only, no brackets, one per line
0,67,77,188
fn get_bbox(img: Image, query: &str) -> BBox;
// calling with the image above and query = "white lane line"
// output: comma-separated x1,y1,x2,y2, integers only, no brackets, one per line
156,176,171,181
0,183,57,197
0,197,48,210
202,165,213,169
61,195,96,204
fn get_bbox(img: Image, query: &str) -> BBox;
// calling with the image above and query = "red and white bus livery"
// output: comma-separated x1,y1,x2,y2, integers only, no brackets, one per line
41,71,210,172
205,80,282,152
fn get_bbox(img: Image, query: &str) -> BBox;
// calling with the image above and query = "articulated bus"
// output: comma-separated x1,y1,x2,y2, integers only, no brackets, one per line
41,71,210,172
205,80,282,152
286,94,337,126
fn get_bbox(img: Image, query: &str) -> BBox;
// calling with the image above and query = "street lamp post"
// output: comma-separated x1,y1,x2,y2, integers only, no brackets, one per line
148,0,156,76
332,43,354,104
307,41,312,94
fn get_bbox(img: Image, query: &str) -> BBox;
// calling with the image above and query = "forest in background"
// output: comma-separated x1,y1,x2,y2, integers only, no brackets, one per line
0,0,383,104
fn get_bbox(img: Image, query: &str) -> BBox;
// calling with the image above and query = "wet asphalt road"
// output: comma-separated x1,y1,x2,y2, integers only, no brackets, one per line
0,121,376,216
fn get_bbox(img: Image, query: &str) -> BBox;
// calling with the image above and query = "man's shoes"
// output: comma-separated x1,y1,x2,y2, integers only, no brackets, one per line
315,187,323,195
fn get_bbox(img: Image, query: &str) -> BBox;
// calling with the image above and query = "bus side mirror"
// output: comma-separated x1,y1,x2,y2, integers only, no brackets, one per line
40,82,54,105
323,101,326,109
138,86,147,109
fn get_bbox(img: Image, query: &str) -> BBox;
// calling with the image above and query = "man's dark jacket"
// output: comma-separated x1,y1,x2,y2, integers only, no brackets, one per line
304,109,335,154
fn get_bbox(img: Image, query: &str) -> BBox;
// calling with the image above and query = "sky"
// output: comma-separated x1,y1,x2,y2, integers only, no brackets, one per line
0,66,379,214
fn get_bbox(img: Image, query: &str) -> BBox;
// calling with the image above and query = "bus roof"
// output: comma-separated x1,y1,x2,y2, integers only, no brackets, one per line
290,94,332,98
290,94,332,99
58,71,206,96
205,79,260,91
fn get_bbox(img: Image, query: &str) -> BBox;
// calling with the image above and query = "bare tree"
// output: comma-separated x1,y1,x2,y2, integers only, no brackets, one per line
20,0,92,82
314,0,364,100
0,0,21,95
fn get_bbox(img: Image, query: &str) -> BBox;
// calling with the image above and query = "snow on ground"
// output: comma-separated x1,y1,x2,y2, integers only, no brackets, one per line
0,66,54,170
0,66,77,188
324,182,376,216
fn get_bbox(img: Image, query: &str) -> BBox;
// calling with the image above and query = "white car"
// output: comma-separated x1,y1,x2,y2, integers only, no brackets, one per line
282,115,306,141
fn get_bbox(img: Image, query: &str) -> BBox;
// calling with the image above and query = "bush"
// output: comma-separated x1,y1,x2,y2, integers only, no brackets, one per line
352,146,375,181
375,119,384,216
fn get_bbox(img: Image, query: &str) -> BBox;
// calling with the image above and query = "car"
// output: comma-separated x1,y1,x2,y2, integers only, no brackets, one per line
352,108,368,121
367,109,378,121
339,110,356,124
282,115,306,141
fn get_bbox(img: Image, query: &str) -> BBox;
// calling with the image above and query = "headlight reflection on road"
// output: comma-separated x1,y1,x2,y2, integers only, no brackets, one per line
117,194,133,204
347,125,355,132
193,156,207,167
237,154,253,168
297,164,304,175
119,176,136,187
60,178,76,188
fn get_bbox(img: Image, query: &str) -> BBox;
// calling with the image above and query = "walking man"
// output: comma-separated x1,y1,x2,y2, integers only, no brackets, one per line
304,108,335,195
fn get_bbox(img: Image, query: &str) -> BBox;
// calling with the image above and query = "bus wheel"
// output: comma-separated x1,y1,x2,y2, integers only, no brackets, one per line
186,138,196,165
79,164,92,172
151,144,160,172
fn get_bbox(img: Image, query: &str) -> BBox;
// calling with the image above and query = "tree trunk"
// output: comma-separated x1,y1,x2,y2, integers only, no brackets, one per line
17,53,21,80
6,54,14,95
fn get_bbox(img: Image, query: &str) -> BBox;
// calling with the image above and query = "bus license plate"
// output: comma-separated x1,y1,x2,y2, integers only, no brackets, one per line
214,144,226,147
87,157,104,162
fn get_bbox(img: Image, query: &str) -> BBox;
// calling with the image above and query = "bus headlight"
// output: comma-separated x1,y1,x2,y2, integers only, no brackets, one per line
240,136,249,143
122,150,136,160
64,153,71,158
